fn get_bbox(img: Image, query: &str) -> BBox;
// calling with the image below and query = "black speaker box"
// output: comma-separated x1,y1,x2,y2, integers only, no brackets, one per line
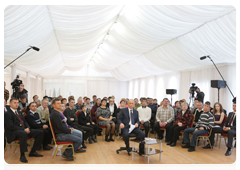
166,89,177,95
211,80,226,88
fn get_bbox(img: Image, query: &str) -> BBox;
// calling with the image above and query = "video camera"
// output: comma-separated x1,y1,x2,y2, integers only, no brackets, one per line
189,83,198,94
11,75,22,98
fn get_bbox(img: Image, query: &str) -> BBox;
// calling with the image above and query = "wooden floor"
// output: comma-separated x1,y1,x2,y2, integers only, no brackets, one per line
4,133,236,164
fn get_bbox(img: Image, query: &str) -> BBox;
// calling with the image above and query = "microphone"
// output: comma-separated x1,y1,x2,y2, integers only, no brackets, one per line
29,46,40,51
200,55,209,60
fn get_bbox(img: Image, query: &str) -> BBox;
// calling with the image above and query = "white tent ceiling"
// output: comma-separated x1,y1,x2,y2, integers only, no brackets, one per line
4,5,236,81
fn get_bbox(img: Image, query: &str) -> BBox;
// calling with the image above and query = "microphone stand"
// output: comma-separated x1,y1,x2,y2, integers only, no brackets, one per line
4,47,32,69
207,56,235,98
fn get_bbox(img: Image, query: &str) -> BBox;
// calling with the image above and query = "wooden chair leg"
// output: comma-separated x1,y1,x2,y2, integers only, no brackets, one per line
219,136,221,149
208,138,213,150
52,145,59,163
72,145,75,163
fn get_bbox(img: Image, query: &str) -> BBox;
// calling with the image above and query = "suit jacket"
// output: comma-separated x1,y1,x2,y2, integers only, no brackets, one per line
174,109,192,128
78,111,92,125
224,112,236,130
4,109,30,143
117,108,139,128
25,111,44,129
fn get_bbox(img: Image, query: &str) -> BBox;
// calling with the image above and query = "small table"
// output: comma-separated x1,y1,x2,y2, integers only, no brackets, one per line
130,138,163,164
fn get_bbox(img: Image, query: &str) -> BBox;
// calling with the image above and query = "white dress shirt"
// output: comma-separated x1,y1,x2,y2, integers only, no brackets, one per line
128,108,134,125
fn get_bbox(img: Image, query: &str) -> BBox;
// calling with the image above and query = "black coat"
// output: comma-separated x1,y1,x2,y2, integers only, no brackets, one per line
78,111,92,125
4,109,30,143
224,112,236,130
106,103,118,118
25,111,44,129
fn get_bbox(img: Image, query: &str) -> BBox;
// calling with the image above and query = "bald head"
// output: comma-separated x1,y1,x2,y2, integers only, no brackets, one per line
128,99,134,109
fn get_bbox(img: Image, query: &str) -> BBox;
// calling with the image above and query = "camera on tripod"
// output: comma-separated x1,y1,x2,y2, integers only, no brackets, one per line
11,75,22,98
189,83,198,94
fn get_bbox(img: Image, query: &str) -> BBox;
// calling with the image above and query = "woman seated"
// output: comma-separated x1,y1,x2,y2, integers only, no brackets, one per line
212,102,225,127
91,98,101,123
97,99,115,142
78,105,98,143
166,102,192,147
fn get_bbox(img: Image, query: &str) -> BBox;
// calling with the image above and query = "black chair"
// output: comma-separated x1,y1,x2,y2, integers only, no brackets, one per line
116,133,137,156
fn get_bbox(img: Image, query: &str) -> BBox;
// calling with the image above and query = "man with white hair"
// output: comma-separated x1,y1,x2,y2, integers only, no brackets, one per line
36,99,50,126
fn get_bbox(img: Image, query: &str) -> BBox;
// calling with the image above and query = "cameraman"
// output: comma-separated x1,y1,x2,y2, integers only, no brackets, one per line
195,88,205,103
12,83,29,103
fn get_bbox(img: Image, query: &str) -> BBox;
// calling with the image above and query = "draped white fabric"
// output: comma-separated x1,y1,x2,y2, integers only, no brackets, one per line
4,5,236,81
128,63,236,113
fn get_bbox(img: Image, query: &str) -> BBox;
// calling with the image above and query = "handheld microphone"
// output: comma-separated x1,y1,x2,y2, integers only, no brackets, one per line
29,46,40,51
200,55,209,60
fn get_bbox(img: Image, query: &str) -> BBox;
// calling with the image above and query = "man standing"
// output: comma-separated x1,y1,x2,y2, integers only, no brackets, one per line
203,97,236,156
148,98,158,134
154,98,174,140
182,101,214,152
118,99,145,152
137,98,151,137
12,83,29,103
195,88,205,103
4,98,44,163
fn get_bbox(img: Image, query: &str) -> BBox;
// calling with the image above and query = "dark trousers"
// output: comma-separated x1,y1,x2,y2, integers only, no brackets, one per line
86,124,99,135
167,124,186,142
140,122,150,137
210,127,236,148
72,124,93,140
150,113,156,131
154,122,173,139
122,127,145,148
14,129,44,153
40,128,52,146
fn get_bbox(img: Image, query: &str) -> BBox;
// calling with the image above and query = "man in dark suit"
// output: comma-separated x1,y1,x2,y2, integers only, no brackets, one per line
195,88,205,103
118,99,145,152
4,98,44,163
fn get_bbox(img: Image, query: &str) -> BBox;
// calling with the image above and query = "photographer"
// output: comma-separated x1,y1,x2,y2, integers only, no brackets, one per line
195,88,205,103
12,83,29,103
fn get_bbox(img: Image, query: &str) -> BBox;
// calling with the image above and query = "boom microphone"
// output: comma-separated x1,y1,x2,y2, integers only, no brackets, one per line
200,56,209,60
29,46,40,51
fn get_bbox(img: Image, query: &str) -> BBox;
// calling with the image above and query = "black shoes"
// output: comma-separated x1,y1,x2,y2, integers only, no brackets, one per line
188,146,196,152
20,155,28,163
82,143,87,149
109,135,114,142
225,149,231,156
76,148,86,153
105,135,110,142
182,143,190,148
92,135,97,143
29,151,43,157
43,145,52,150
167,141,172,145
62,152,74,161
88,136,93,144
202,144,213,149
170,142,176,147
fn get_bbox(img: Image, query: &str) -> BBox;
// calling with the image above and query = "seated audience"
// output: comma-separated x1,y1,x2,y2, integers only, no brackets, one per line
61,98,67,106
182,101,214,152
35,99,41,108
48,97,55,114
75,97,83,110
97,99,115,142
134,98,141,110
58,95,63,101
63,98,93,147
203,98,236,156
36,99,50,126
85,98,92,114
118,99,145,153
50,98,84,161
192,101,203,127
174,101,182,121
90,95,97,107
33,95,38,102
4,98,44,163
153,99,159,107
116,98,127,135
25,102,52,150
78,105,98,143
167,102,192,147
154,98,174,140
91,98,101,123
137,98,151,137
18,94,28,111
148,98,158,134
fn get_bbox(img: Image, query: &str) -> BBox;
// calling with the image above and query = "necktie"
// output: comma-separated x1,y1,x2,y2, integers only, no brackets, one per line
15,111,25,128
130,110,134,125
228,112,235,127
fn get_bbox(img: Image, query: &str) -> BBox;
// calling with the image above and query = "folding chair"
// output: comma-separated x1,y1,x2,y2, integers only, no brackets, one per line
196,128,213,150
215,115,227,147
49,120,75,163
218,133,236,149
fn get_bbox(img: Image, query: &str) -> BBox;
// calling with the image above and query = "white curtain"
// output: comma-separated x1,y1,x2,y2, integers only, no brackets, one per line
4,5,235,81
128,63,236,113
